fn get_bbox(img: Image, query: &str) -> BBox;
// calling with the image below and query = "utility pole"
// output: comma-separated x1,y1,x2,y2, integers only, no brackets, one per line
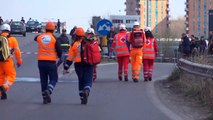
146,0,149,27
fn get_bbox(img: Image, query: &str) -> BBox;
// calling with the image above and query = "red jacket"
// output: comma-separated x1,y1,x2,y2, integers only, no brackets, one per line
143,37,158,59
111,30,130,57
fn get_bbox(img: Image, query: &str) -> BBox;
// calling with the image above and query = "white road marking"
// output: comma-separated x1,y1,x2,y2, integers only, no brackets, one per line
16,63,117,82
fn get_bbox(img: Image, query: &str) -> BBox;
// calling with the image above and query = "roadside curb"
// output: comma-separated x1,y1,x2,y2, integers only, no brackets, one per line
146,75,183,120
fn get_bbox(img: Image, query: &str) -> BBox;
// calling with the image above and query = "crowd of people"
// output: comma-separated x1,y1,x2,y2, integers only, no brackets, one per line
179,32,213,57
0,16,62,34
0,20,159,105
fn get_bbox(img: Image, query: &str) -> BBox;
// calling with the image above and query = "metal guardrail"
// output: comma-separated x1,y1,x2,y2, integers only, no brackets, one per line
177,58,213,78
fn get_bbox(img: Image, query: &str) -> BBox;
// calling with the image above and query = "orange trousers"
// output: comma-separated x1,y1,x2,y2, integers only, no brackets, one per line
130,48,143,80
0,58,16,91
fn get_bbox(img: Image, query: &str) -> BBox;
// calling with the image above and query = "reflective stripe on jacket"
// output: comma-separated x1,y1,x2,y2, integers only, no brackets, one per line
112,31,129,57
37,33,57,61
143,38,157,59
67,40,82,62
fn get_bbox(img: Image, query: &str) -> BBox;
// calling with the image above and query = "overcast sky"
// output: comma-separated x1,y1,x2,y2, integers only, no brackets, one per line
1,0,185,30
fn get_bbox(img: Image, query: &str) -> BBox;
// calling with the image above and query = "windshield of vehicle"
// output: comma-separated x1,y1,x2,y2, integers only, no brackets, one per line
27,21,39,26
11,22,23,26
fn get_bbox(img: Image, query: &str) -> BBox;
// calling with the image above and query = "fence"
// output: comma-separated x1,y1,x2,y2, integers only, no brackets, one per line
177,58,213,78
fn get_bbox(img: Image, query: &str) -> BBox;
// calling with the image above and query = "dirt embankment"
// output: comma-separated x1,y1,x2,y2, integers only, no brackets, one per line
155,69,213,120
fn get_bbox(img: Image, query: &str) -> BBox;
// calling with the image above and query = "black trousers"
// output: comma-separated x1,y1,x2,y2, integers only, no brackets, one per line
38,61,58,94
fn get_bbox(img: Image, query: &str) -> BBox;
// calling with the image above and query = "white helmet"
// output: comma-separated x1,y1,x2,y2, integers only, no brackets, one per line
133,21,140,26
144,26,151,32
1,24,11,31
86,28,95,34
119,24,126,30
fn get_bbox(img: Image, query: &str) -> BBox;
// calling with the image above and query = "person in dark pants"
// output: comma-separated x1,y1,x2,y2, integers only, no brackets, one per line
107,26,116,57
181,33,190,57
57,19,61,33
21,17,25,24
56,28,70,67
0,16,3,25
199,36,207,55
34,21,62,104
69,26,77,44
64,27,93,105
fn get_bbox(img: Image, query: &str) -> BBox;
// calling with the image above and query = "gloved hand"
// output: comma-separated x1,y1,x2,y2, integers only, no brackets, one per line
17,63,21,68
129,57,131,63
17,59,22,68
63,60,73,70
155,52,158,57
109,52,113,59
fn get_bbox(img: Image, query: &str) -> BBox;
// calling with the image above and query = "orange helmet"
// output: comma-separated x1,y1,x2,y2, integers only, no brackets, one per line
74,27,85,37
45,21,55,30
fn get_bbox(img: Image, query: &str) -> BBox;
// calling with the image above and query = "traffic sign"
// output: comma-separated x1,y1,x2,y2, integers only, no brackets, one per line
96,19,113,36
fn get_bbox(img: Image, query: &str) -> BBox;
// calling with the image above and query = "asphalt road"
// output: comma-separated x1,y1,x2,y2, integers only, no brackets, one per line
0,33,181,120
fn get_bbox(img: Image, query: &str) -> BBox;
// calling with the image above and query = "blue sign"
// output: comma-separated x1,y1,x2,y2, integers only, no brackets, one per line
96,19,113,36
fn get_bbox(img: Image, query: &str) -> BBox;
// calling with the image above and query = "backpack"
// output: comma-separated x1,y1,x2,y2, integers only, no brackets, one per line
0,36,11,61
130,30,145,48
82,38,101,65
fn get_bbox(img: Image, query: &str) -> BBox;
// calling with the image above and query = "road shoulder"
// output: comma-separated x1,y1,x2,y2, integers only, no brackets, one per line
155,80,211,120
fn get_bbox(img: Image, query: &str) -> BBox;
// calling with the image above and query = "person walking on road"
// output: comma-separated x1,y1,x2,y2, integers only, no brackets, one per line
64,27,94,105
86,28,101,81
57,19,61,34
107,26,116,58
70,26,77,44
142,27,158,82
0,16,3,25
0,24,22,100
34,21,62,104
56,28,70,67
110,24,130,81
128,22,145,82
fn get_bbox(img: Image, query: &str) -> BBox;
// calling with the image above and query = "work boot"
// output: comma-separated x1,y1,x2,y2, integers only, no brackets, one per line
149,77,152,81
81,90,89,105
133,78,139,83
124,77,128,82
144,77,148,82
118,76,122,81
0,86,7,100
93,75,97,82
42,90,51,104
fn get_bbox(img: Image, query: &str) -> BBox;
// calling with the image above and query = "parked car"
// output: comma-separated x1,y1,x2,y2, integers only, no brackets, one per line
39,22,47,33
26,20,40,32
10,21,26,37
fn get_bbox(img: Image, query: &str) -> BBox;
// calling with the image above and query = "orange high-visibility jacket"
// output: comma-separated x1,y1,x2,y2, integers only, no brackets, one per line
36,33,58,61
112,31,129,57
143,37,158,60
67,40,82,62
1,32,22,64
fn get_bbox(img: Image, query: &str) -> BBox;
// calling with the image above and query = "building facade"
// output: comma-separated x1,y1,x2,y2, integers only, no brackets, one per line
125,0,170,36
110,15,140,31
185,0,213,38
140,0,170,36
125,0,140,15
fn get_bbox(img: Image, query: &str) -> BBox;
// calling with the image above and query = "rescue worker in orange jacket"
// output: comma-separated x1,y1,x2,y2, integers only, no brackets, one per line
143,27,158,81
34,21,62,104
64,27,94,105
110,24,130,81
0,24,22,100
128,21,145,82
